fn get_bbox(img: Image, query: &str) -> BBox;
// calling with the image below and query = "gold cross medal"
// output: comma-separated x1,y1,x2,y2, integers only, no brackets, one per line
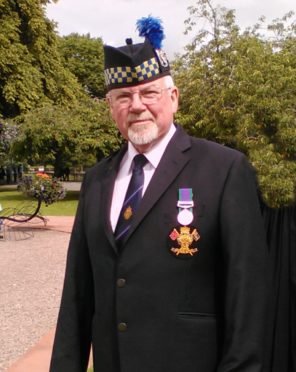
169,188,200,258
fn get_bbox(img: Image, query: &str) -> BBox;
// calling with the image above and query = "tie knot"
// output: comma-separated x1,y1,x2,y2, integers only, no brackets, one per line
133,154,148,170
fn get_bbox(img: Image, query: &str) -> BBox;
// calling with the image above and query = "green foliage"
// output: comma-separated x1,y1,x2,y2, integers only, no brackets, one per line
58,33,106,98
0,0,83,117
11,97,122,174
0,1,123,175
0,1,121,173
174,0,296,207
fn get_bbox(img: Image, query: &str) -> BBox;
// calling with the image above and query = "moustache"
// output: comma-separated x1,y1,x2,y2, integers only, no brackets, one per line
127,114,154,123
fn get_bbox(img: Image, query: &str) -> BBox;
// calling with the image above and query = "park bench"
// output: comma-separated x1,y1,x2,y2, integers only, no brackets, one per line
0,198,47,241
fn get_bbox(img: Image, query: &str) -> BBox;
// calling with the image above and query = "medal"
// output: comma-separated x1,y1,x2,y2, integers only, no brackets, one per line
168,188,201,258
177,188,194,226
177,208,193,225
169,226,200,258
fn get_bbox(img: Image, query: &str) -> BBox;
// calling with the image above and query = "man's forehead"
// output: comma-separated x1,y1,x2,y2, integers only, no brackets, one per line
112,78,165,93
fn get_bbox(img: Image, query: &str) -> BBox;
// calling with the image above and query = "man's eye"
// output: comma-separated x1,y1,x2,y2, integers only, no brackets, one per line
141,89,159,98
116,93,131,101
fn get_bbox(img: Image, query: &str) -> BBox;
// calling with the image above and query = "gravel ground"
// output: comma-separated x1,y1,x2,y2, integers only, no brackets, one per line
0,227,70,371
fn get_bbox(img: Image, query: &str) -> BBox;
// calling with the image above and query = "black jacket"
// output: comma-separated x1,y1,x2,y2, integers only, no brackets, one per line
50,126,268,372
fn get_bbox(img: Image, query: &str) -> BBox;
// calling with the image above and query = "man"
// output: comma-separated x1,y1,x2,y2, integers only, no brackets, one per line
50,17,267,372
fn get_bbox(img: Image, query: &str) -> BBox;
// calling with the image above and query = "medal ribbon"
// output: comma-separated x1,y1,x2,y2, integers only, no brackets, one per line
178,188,193,213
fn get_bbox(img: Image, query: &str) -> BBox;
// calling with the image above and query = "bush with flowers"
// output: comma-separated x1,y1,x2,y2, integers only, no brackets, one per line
18,172,66,206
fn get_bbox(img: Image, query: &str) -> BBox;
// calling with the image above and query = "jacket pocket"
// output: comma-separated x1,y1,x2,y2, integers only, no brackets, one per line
177,311,217,319
169,311,218,371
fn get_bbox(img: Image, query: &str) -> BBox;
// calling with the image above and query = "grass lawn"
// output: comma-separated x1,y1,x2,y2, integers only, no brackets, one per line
0,188,79,216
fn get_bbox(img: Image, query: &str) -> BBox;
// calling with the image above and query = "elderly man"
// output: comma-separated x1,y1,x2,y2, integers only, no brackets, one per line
50,17,267,372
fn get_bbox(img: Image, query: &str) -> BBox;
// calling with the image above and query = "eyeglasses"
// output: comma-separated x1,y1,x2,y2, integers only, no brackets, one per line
108,86,172,108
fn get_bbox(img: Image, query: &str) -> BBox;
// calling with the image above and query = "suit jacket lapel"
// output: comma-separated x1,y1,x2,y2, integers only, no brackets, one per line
123,126,192,245
101,145,127,253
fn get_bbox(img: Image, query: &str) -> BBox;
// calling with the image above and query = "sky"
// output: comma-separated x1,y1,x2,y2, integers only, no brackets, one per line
46,0,296,59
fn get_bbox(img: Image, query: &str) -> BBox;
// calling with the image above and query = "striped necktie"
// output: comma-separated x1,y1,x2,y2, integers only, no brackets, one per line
115,154,148,246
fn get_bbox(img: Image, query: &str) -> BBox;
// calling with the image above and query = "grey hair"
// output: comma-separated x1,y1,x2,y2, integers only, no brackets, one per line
163,75,175,88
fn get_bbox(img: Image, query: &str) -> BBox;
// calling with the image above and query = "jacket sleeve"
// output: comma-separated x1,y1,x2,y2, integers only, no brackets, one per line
50,177,94,372
217,154,268,372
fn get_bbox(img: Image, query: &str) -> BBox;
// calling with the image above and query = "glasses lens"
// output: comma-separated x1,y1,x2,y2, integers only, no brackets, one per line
141,87,162,104
112,92,132,107
111,86,165,107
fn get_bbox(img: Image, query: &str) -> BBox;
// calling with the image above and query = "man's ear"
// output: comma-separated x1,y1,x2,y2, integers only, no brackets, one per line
105,95,111,108
170,86,179,114
106,96,115,120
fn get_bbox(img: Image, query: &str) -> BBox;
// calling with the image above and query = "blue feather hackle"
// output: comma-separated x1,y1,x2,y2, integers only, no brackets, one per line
136,16,165,49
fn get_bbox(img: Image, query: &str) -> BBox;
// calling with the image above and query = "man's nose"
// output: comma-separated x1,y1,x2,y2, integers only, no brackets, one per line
129,92,146,111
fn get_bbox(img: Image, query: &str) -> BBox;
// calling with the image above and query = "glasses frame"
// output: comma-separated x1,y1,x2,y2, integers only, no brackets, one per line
107,86,173,108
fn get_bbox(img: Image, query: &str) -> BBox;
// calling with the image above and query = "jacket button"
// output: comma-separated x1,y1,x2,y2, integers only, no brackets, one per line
117,278,126,288
118,322,127,332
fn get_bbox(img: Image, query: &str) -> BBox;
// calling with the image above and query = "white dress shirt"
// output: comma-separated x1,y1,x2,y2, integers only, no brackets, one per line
110,124,176,231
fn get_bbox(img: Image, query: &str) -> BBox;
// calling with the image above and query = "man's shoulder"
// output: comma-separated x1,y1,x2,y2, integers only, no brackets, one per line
185,136,256,186
92,155,114,172
84,148,122,180
174,125,245,163
189,135,246,163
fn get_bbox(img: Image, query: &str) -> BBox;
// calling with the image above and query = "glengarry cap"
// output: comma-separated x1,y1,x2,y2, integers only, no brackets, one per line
104,16,171,91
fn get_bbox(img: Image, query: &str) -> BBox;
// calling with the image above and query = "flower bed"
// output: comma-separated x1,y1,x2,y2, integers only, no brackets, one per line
18,172,66,206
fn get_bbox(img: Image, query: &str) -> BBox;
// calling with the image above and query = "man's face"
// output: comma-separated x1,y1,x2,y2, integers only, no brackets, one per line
107,77,179,152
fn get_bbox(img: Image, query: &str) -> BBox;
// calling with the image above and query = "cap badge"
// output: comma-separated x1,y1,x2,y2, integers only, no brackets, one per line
155,49,169,68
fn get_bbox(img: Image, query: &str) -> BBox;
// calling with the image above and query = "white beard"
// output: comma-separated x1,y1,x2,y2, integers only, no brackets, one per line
128,122,159,145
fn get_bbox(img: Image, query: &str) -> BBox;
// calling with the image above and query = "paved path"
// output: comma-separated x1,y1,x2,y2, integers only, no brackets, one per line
0,216,75,372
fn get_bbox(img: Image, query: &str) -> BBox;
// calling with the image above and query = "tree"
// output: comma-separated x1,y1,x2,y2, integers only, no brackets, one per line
0,0,83,118
11,97,122,175
58,33,106,99
174,0,296,207
0,1,119,174
0,120,18,167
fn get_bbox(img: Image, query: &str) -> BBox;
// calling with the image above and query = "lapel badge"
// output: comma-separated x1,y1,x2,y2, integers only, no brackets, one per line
169,226,200,257
123,206,133,220
169,188,200,258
